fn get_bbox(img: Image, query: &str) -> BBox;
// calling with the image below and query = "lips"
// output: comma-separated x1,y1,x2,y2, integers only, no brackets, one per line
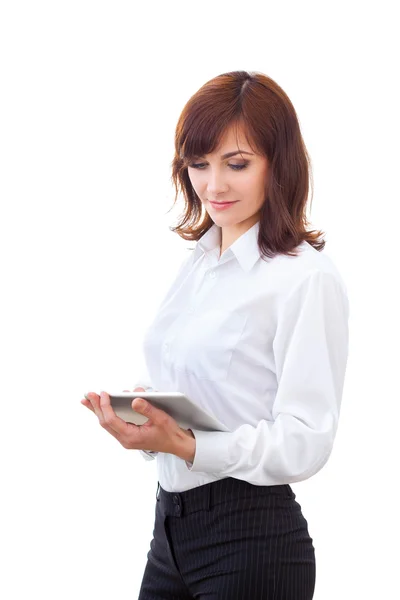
209,200,238,211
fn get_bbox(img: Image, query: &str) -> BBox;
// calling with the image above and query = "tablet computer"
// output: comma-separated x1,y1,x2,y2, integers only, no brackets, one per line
107,391,230,433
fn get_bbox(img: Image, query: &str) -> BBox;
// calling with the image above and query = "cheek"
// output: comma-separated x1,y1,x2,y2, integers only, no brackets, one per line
187,170,199,189
250,172,268,197
239,173,259,194
188,173,205,198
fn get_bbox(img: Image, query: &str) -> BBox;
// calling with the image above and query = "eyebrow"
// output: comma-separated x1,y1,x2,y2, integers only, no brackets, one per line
195,150,255,160
221,150,254,159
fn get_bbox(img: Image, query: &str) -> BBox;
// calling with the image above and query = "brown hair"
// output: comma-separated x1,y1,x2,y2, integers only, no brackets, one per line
167,70,326,260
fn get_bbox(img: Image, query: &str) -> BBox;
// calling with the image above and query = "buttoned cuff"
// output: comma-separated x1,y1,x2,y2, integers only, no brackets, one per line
184,429,231,473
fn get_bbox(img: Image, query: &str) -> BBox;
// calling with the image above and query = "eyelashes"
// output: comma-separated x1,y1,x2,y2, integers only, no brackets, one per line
188,162,249,171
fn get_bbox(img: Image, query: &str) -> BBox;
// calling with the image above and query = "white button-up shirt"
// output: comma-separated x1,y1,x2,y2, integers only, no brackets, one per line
134,221,350,492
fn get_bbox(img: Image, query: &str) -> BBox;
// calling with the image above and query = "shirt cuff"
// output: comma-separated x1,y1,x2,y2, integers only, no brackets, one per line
139,450,158,460
184,429,230,473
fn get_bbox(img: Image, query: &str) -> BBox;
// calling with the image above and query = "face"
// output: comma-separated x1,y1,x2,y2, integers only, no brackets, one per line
187,123,270,248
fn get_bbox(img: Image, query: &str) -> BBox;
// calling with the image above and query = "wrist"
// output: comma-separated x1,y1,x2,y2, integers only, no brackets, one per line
177,428,196,462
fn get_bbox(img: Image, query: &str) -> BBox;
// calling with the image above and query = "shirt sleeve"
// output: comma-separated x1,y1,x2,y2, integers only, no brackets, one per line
185,269,350,485
139,450,158,460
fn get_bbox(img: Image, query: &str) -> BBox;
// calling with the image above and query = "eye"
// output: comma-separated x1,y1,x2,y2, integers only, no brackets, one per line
189,162,248,171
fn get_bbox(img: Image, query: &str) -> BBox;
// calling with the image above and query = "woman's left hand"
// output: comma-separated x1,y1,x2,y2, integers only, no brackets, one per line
81,391,195,461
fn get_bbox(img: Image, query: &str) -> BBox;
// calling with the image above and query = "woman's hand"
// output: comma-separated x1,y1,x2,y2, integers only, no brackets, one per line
81,388,196,462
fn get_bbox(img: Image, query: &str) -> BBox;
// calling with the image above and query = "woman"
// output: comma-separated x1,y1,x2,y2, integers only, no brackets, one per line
82,70,349,599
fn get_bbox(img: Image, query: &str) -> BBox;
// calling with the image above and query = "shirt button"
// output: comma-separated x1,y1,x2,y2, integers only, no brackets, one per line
187,306,195,314
209,271,216,279
164,343,169,352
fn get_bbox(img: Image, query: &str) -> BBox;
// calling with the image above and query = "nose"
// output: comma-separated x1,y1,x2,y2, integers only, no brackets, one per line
206,169,229,197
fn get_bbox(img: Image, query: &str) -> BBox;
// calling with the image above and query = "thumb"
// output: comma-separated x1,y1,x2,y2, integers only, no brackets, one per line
132,395,158,418
132,387,149,412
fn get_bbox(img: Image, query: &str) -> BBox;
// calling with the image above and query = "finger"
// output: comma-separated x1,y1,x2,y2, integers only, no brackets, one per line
84,392,144,448
132,397,169,427
81,398,95,412
99,391,132,435
83,393,123,439
85,392,105,422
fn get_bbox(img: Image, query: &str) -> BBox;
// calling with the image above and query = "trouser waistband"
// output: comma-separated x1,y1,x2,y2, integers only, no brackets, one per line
156,477,295,518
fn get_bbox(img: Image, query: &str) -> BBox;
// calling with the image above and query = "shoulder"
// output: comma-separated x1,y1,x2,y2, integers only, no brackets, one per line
266,241,348,303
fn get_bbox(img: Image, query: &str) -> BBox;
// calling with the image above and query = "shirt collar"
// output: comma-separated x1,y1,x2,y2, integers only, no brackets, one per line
192,220,263,272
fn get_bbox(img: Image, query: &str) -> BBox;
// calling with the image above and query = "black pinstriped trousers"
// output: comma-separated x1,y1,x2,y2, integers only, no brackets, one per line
138,477,316,599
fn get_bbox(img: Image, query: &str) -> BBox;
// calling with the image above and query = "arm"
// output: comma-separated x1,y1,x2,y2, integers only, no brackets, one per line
185,270,350,484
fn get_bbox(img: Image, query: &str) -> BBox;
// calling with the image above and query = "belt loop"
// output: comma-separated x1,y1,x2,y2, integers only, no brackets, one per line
156,481,160,501
207,480,212,511
286,484,294,498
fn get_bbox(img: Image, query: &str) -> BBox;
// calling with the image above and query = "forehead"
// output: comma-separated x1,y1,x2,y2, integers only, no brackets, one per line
181,120,260,163
212,123,254,154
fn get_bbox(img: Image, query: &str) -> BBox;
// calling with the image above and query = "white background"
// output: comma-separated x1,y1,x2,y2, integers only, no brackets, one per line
1,1,399,598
